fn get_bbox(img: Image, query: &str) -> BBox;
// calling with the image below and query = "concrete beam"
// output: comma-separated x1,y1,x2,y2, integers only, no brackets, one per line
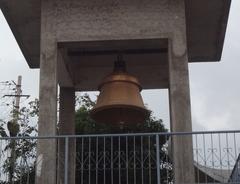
58,48,74,88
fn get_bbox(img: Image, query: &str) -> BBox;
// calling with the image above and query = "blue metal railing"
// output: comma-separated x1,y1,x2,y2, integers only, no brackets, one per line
0,130,240,184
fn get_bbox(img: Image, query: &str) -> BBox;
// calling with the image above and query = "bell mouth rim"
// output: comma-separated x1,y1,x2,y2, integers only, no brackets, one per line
90,104,150,117
90,104,150,125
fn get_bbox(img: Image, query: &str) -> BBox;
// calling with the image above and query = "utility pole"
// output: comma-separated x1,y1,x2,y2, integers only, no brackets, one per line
3,76,30,183
13,76,22,121
4,76,30,128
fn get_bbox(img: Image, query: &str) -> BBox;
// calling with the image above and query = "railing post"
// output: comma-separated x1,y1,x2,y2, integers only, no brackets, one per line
64,137,69,184
156,134,161,184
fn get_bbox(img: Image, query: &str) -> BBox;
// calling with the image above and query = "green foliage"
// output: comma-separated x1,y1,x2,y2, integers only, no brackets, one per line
0,124,7,137
0,99,38,183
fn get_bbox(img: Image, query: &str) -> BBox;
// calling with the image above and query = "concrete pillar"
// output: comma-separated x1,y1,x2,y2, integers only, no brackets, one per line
168,38,195,183
58,87,76,184
36,28,58,184
36,1,58,184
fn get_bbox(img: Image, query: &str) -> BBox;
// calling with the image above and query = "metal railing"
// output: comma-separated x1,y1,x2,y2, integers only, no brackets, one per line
0,130,240,184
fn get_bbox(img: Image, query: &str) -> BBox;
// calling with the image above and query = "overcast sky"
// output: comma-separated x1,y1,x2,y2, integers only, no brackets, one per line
0,1,240,131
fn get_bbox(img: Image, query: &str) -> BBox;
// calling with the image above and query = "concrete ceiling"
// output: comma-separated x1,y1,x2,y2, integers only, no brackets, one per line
58,39,169,90
0,0,231,69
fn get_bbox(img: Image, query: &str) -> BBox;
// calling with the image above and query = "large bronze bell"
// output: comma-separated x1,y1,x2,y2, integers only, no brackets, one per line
90,57,149,126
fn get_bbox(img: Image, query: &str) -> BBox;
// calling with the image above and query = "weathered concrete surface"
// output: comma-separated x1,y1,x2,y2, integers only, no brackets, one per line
35,1,58,184
0,0,231,68
58,87,76,184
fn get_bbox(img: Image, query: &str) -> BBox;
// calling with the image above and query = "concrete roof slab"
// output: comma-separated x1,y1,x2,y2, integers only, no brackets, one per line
0,0,231,68
185,0,231,62
0,0,40,68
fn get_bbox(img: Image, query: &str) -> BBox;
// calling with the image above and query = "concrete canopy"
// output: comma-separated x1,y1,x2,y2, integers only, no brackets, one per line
0,0,231,69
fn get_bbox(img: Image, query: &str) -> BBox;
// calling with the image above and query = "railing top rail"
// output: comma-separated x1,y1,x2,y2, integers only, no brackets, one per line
1,129,240,140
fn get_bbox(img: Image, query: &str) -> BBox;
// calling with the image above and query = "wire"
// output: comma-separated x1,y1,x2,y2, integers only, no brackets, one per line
0,81,15,123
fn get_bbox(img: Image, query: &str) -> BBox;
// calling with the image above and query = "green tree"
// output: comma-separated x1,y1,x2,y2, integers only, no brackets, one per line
0,99,38,184
75,94,172,184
